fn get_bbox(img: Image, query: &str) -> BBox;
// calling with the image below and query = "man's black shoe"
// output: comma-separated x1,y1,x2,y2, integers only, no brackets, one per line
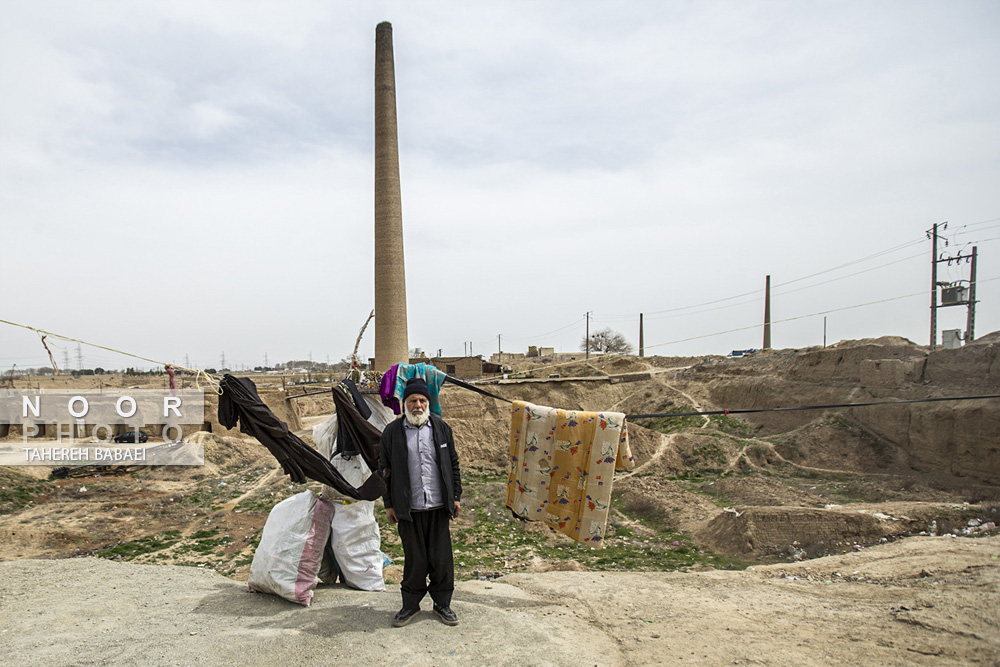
433,605,459,626
392,608,420,627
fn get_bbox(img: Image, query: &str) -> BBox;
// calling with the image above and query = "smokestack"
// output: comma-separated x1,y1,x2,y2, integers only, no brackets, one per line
763,275,771,350
374,22,409,371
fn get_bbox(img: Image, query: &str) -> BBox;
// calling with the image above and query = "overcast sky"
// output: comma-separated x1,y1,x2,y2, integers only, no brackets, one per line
2,1,998,372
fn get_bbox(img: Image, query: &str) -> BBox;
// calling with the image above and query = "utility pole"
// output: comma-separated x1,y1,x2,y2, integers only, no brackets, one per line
967,246,978,342
763,275,772,350
464,342,467,357
498,334,502,356
220,352,226,371
585,312,591,360
75,344,83,370
184,354,190,370
263,352,268,369
823,316,827,348
927,222,948,349
929,222,978,349
639,313,644,357
63,349,70,373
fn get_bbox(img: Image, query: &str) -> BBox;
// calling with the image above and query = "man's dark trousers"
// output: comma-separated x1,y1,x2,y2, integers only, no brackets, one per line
398,507,454,610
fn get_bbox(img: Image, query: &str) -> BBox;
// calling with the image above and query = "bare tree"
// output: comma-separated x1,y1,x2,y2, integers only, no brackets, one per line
580,328,633,354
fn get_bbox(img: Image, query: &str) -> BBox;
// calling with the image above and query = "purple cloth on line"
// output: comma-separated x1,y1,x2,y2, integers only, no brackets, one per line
379,363,401,415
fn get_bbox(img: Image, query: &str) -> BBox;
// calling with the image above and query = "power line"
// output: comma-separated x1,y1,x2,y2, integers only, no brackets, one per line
592,249,929,326
950,216,1000,230
502,316,587,343
597,232,932,320
492,276,1000,377
771,251,927,298
771,237,926,289
643,277,1000,352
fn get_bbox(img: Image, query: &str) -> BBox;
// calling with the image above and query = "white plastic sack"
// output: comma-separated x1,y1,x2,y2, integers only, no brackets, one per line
329,497,385,591
361,395,396,431
326,453,385,591
248,490,334,606
310,393,391,592
312,414,338,460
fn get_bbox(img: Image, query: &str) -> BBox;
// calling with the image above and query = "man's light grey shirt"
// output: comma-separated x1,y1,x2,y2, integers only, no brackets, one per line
404,419,444,510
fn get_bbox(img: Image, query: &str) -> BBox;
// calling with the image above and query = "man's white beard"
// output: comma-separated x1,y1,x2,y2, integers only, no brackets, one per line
404,405,430,427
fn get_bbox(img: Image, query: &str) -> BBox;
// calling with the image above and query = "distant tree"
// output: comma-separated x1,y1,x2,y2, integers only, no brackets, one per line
580,328,633,354
205,368,218,375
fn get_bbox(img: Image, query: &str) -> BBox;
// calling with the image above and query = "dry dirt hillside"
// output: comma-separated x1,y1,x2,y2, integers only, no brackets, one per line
0,335,998,665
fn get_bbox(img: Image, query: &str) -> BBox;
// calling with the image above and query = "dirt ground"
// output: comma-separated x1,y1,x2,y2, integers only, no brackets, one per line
1,337,998,665
0,535,995,666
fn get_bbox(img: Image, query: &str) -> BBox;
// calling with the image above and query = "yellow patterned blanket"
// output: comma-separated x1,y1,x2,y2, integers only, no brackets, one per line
505,401,634,547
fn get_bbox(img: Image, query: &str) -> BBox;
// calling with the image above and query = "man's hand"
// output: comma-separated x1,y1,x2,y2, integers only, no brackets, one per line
386,507,398,524
453,501,461,518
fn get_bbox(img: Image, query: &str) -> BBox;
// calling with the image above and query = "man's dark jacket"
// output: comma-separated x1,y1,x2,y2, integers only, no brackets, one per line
378,414,461,522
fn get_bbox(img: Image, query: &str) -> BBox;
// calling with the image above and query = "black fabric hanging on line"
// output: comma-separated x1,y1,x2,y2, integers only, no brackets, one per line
338,378,372,420
330,381,381,461
218,374,385,501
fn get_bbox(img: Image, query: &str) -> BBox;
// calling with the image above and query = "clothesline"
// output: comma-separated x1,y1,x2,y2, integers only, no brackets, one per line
286,372,1000,420
0,317,221,393
440,375,1000,419
625,393,1000,419
5,316,996,422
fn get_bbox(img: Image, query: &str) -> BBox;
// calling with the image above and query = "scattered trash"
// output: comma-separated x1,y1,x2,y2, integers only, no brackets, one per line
954,518,997,535
672,541,681,547
219,482,227,487
722,507,742,517
78,486,87,493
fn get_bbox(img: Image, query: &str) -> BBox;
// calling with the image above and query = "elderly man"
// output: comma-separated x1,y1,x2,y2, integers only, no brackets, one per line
378,377,462,627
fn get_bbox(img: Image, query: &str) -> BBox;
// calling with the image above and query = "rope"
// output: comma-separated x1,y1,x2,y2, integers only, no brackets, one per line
0,317,221,394
437,372,1000,420
444,375,512,404
625,394,1000,419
